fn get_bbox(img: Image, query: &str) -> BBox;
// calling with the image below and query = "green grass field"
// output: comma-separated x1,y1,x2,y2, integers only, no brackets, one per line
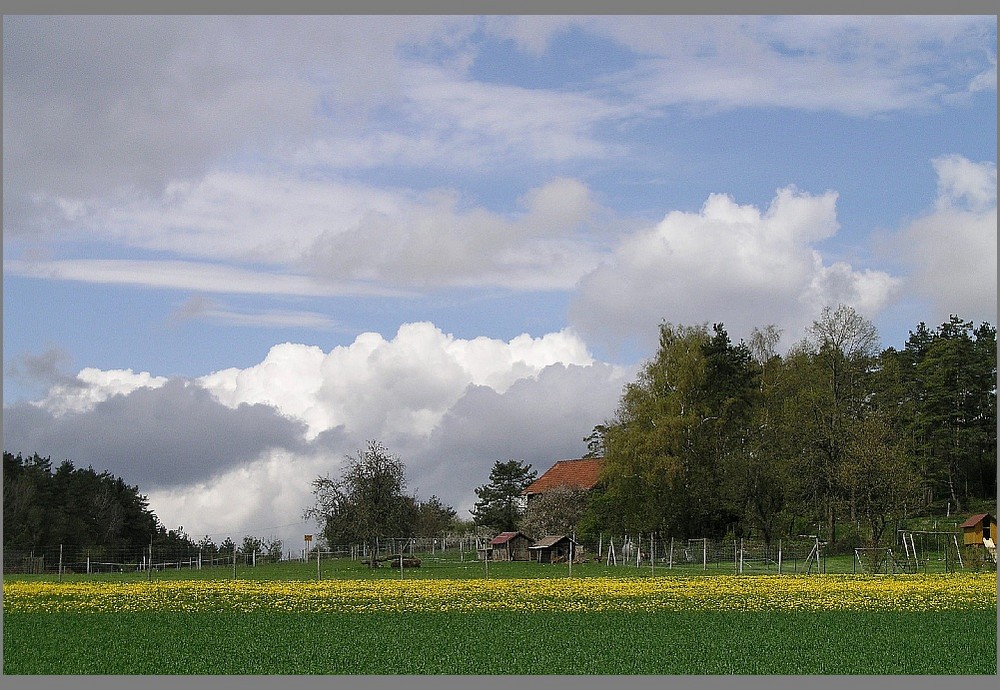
4,556,997,675
4,610,995,674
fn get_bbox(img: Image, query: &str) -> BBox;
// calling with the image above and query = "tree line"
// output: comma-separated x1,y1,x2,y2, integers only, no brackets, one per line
582,307,995,549
3,452,284,558
4,453,160,551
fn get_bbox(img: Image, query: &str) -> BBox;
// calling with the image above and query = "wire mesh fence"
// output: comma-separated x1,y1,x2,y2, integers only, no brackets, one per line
2,545,281,576
5,530,991,578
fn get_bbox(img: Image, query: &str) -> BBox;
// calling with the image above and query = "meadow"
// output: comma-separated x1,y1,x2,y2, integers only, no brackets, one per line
3,557,997,675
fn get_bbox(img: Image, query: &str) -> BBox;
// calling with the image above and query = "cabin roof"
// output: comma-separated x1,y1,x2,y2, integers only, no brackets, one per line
529,535,577,549
523,458,604,495
960,513,995,528
490,531,528,545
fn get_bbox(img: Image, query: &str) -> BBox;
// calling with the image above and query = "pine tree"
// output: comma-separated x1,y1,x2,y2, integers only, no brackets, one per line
470,460,536,532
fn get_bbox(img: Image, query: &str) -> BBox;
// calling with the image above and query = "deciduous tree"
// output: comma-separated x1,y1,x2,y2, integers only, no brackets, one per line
520,484,591,538
304,440,412,567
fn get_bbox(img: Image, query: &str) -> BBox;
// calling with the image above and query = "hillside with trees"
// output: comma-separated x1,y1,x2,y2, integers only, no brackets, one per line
579,307,996,551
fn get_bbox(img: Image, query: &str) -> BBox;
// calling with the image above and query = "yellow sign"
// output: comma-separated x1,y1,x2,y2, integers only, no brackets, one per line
304,534,313,542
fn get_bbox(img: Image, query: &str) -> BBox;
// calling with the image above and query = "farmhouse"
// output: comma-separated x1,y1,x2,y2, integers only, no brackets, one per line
529,535,580,564
523,457,604,503
489,531,532,561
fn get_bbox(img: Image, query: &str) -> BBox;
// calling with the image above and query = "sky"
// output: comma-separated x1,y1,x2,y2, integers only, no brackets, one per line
3,15,996,552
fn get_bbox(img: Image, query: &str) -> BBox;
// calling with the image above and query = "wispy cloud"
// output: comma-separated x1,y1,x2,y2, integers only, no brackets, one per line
3,259,409,297
591,15,997,115
169,295,338,330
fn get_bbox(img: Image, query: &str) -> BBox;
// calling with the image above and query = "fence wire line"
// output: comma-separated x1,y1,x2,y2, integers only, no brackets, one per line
5,530,981,576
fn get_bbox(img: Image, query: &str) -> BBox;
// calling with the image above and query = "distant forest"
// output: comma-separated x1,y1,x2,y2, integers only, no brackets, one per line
2,452,283,556
4,452,162,551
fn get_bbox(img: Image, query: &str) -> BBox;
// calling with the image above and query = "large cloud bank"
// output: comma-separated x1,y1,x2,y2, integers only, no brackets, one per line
3,323,628,548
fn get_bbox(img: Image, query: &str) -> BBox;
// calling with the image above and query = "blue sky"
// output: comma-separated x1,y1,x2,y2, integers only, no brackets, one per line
3,15,996,549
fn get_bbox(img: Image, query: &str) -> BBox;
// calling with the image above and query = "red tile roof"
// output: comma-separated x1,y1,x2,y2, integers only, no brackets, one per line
960,513,995,528
523,458,604,496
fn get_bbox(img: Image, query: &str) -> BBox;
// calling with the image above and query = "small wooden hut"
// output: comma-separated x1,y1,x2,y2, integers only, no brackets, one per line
489,531,532,561
961,513,997,546
529,535,580,564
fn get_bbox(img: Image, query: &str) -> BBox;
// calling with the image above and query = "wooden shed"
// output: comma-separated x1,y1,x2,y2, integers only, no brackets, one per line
529,535,580,564
489,531,532,561
960,513,997,546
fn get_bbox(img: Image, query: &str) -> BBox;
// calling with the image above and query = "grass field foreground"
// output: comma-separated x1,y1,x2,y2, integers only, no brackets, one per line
4,571,996,674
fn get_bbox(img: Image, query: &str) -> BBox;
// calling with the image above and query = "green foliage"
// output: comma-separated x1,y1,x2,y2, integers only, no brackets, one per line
891,316,997,510
470,459,537,532
412,495,458,537
519,484,591,538
304,440,413,562
593,322,756,538
3,451,159,550
584,307,995,547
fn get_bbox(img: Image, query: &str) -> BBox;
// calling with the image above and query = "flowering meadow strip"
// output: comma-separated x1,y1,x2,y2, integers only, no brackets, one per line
4,573,994,614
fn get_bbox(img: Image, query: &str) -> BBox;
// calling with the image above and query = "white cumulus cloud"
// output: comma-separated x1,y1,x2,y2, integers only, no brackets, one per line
197,322,597,442
896,155,997,325
35,367,168,416
570,186,901,351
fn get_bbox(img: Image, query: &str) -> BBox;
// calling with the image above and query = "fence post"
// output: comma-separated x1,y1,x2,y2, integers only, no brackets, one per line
59,544,63,582
777,540,782,575
650,534,655,576
669,537,674,569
